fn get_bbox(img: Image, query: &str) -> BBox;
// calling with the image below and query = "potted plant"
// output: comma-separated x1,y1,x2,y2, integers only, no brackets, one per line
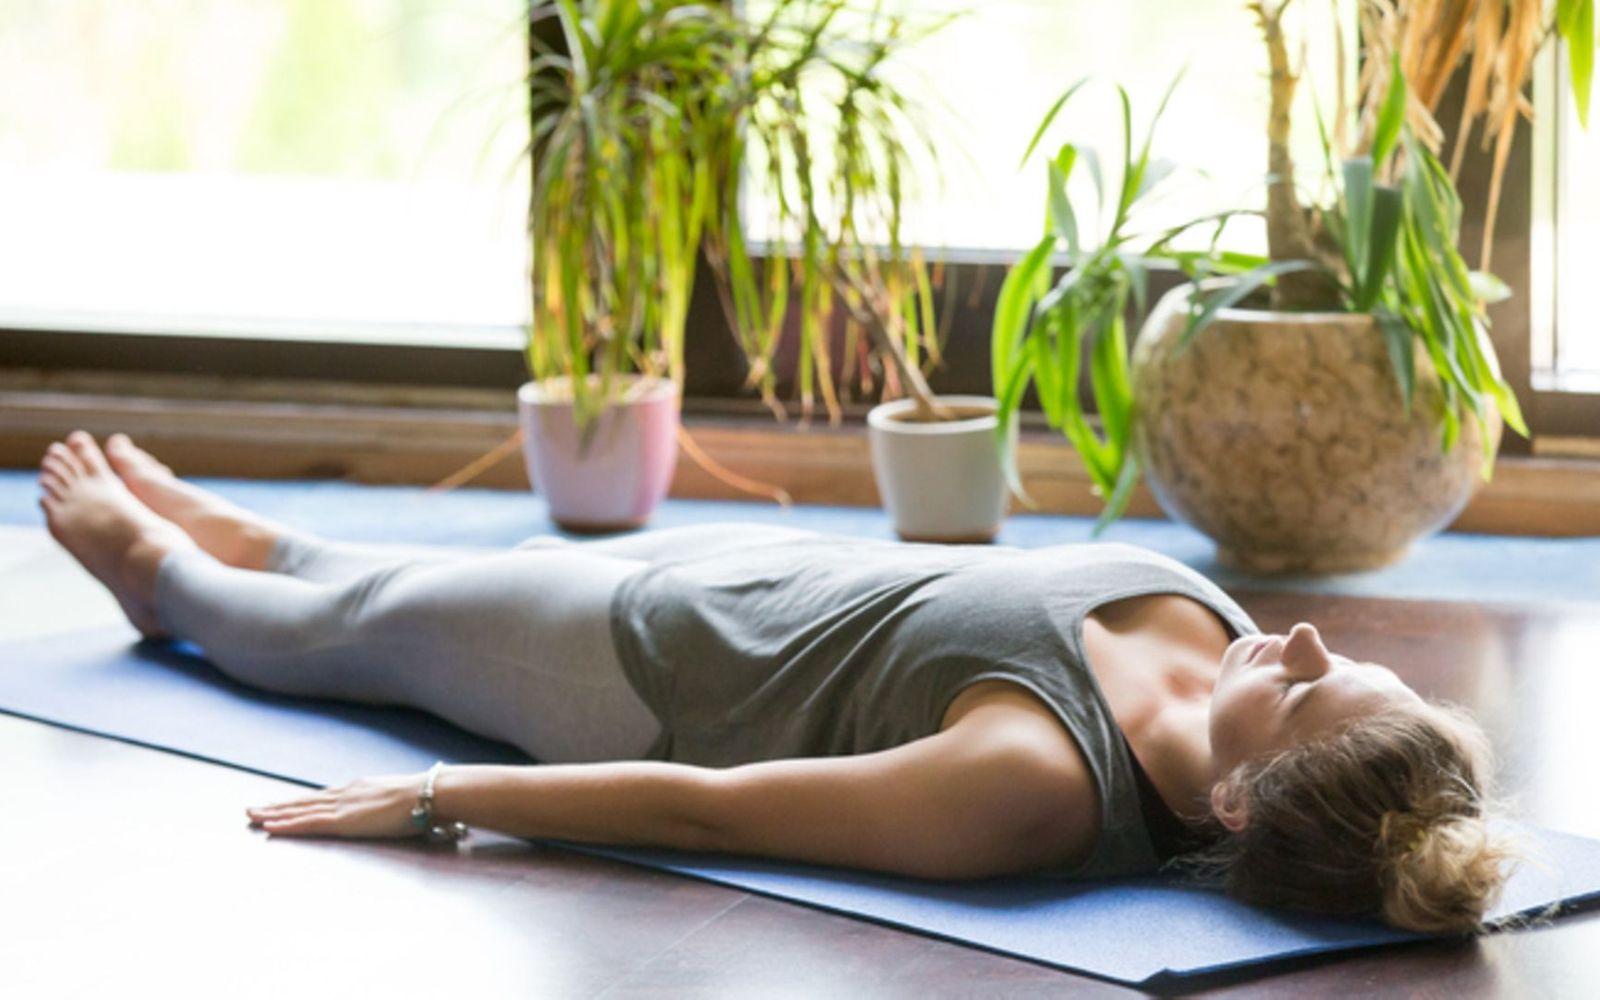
994,0,1595,572
517,0,731,531
688,3,998,542
514,0,960,534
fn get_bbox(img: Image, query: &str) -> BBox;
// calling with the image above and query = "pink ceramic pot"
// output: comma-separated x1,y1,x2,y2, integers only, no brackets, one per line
517,375,680,532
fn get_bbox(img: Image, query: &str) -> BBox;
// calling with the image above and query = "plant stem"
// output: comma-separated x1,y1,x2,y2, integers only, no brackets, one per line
1255,0,1343,310
836,268,952,421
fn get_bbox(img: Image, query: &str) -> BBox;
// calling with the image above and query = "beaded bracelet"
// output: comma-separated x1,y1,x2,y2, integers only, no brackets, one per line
410,761,469,843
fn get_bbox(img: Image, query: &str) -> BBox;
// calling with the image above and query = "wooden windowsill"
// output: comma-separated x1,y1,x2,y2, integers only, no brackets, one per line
3,369,1599,536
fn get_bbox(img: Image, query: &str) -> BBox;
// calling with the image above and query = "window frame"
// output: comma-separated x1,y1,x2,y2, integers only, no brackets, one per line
1525,42,1600,437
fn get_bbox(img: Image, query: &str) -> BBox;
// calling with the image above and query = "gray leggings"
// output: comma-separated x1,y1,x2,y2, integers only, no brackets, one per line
152,522,821,764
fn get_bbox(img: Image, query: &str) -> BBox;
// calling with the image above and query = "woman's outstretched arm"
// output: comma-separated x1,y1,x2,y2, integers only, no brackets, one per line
246,721,1093,879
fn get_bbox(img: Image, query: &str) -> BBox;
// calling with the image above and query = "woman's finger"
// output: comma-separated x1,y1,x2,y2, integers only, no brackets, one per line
255,803,339,820
247,806,327,825
246,800,342,826
250,795,335,812
249,792,336,813
259,809,343,836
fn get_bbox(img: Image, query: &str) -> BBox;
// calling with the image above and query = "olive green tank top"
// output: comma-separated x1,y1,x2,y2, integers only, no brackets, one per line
607,528,1258,879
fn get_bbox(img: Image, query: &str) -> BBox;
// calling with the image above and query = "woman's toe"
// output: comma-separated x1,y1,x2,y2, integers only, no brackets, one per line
107,433,170,478
66,431,112,475
42,452,72,479
46,442,84,477
39,471,66,500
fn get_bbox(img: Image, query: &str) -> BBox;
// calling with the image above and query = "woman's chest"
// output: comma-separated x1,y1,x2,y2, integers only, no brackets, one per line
1080,593,1233,728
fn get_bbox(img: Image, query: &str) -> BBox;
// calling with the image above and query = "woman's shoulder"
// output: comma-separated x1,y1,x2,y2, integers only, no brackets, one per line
937,678,1103,868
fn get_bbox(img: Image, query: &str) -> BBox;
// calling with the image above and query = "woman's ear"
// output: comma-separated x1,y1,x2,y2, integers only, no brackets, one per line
1210,778,1249,833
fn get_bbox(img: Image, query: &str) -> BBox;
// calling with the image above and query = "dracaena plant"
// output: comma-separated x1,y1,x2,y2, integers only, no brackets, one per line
1247,0,1596,466
990,78,1285,531
525,0,731,436
702,0,953,425
1316,62,1528,467
525,0,950,443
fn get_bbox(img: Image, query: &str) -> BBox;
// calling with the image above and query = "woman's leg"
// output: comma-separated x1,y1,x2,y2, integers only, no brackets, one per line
262,521,824,586
104,429,821,581
519,522,827,563
57,434,824,763
267,530,500,583
154,545,662,763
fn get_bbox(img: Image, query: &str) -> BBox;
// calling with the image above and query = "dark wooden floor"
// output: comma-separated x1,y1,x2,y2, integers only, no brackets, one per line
6,525,1600,997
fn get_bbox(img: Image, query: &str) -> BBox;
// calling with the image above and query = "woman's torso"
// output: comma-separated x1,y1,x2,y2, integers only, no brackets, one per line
606,526,1259,878
940,592,1237,865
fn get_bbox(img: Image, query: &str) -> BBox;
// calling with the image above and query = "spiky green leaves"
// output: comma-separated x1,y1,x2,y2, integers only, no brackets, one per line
990,78,1222,534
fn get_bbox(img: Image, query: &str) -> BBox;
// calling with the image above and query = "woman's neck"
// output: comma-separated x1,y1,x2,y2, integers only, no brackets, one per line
1081,594,1231,824
1131,694,1222,824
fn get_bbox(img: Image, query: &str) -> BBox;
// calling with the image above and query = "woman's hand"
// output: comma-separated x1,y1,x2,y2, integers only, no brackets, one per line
246,773,427,839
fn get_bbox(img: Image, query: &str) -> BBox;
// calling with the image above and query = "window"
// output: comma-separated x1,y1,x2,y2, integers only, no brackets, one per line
0,1,529,349
742,0,1349,256
1,2,1593,442
1535,42,1600,392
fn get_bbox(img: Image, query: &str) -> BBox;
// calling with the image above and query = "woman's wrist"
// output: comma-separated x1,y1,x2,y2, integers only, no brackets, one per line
419,761,721,850
429,763,492,826
412,762,468,842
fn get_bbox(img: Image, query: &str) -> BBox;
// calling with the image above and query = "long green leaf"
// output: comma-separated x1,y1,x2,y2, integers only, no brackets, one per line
1357,185,1403,310
1020,78,1090,167
1031,313,1066,429
1341,157,1374,283
1562,0,1595,127
1080,145,1106,216
995,350,1037,503
1093,453,1141,537
1374,308,1417,410
1112,84,1137,231
1133,156,1178,204
990,235,1055,392
1468,271,1512,304
1370,52,1407,166
1090,312,1133,449
1048,147,1080,256
1177,260,1317,352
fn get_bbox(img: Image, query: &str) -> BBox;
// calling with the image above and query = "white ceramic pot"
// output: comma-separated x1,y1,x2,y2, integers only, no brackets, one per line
517,375,680,533
866,395,1013,543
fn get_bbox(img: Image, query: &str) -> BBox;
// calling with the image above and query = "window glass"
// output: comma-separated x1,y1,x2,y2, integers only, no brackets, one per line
0,1,529,347
741,0,1349,256
1554,60,1600,383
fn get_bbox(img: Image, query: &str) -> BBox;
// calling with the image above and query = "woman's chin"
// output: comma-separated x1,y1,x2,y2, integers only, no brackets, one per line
1217,635,1260,679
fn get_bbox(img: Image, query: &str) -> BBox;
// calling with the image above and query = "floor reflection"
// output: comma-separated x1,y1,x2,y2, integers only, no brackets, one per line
1507,612,1600,838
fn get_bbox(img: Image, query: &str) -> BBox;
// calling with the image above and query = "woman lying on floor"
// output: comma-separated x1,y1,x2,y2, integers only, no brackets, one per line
36,430,1510,934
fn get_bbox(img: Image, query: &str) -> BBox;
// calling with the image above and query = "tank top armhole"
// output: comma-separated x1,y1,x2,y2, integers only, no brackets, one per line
931,669,1115,874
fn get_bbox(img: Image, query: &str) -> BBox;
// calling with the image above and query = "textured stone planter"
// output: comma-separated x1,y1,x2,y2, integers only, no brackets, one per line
517,375,679,533
1130,286,1502,574
867,395,1013,543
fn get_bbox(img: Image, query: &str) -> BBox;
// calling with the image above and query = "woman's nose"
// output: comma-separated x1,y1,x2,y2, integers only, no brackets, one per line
1280,622,1332,678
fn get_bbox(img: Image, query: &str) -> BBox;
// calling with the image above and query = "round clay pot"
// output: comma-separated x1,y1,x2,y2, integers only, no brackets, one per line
1130,285,1502,574
866,394,1013,543
517,375,679,533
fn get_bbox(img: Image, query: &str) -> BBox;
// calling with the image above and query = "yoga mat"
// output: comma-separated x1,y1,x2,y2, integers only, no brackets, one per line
5,625,1599,990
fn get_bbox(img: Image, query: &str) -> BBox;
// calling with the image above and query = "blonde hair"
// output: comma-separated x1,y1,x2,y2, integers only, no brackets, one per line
1187,704,1513,934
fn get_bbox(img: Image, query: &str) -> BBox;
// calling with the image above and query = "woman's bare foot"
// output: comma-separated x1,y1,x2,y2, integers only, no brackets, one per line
38,431,199,639
103,433,282,571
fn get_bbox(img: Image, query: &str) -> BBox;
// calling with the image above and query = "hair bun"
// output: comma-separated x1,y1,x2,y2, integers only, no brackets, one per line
1378,810,1431,860
1379,810,1509,934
